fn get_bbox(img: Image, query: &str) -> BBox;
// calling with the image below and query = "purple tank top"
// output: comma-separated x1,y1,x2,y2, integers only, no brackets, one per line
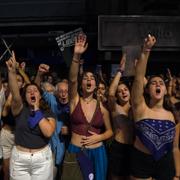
70,100,104,136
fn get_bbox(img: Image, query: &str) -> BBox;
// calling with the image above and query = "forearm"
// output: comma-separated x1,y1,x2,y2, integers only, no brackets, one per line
109,71,122,96
100,129,113,141
132,51,150,104
167,80,173,96
173,124,180,177
0,74,2,91
8,71,21,103
135,51,149,83
34,72,43,87
98,70,105,83
69,53,81,83
39,118,55,138
173,147,180,177
18,68,31,84
2,101,11,117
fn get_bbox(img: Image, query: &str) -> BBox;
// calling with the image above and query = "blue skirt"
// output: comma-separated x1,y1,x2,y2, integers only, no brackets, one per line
68,144,107,180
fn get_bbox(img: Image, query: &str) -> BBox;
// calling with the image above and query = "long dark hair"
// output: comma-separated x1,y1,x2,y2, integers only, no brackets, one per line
22,83,51,113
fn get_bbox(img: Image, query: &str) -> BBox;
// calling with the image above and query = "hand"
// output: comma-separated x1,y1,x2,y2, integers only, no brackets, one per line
16,61,20,69
6,51,17,73
97,92,106,102
167,68,173,81
143,34,156,51
119,53,126,72
38,64,49,75
20,62,26,71
74,33,88,55
81,131,102,146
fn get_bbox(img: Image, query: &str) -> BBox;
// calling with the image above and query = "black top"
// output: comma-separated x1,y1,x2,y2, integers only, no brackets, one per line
15,105,55,149
2,110,15,127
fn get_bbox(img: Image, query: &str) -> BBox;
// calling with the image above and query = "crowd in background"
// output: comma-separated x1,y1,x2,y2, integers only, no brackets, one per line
0,33,179,180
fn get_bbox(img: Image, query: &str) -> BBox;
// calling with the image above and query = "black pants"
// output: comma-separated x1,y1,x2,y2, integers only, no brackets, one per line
109,140,132,176
130,147,175,180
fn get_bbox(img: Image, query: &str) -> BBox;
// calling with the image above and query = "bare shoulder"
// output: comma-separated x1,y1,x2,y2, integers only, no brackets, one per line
165,109,175,121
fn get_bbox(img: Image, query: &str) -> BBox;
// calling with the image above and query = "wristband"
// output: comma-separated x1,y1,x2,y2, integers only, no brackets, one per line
28,110,44,129
72,57,80,63
143,48,151,53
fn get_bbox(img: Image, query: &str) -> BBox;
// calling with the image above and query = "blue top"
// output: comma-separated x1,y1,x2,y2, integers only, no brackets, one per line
135,119,175,160
43,91,70,165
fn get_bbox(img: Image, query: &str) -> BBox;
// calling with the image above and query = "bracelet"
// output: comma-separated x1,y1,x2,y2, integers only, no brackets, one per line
117,68,124,74
143,48,151,52
72,58,80,63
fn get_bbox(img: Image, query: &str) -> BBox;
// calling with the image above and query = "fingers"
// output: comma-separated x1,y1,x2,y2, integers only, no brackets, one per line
84,42,88,51
11,51,15,61
76,33,87,47
78,33,86,43
20,62,26,69
146,34,156,44
134,59,138,67
88,130,97,135
6,51,17,70
120,53,126,70
143,34,156,50
39,64,49,73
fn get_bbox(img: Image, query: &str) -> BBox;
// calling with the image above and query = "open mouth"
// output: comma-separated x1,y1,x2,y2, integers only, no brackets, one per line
87,83,92,89
122,95,127,98
31,96,36,102
61,97,66,102
156,88,161,94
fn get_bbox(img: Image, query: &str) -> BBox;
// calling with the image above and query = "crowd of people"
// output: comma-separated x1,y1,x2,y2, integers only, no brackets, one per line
0,33,179,180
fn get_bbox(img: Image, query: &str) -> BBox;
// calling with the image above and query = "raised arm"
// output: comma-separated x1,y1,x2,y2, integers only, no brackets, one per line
2,93,12,117
79,59,84,77
166,68,176,98
34,64,49,87
131,35,156,118
69,34,88,109
108,53,126,111
16,62,31,85
6,51,23,116
0,72,2,91
96,64,105,84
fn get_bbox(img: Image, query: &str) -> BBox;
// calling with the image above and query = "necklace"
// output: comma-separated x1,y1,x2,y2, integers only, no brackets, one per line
82,97,94,104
